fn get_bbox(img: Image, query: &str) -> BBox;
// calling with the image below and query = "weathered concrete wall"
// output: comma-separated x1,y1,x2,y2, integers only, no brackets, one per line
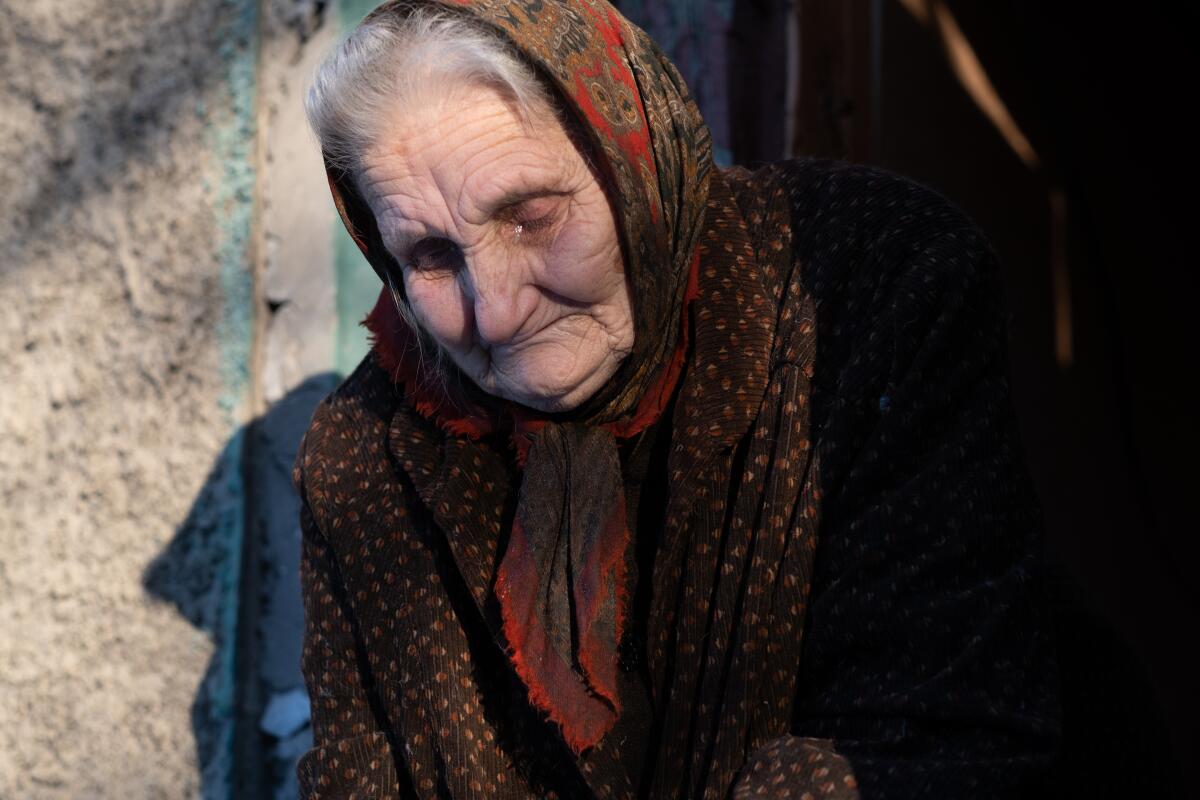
0,0,394,793
0,0,262,796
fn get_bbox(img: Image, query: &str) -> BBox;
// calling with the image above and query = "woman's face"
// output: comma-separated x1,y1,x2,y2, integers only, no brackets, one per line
357,84,635,413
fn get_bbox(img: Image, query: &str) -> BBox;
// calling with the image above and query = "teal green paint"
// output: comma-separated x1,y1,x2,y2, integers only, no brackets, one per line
334,227,382,376
340,0,385,27
333,0,389,377
211,0,259,416
201,0,259,796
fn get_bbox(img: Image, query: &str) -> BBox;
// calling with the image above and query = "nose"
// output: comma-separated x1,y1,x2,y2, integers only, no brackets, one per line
460,250,533,350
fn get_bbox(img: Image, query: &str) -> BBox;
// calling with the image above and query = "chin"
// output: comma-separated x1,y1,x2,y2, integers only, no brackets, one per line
463,347,624,414
502,366,608,414
507,381,588,414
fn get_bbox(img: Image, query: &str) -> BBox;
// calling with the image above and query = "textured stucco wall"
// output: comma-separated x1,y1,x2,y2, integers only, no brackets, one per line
0,0,260,796
0,0,371,794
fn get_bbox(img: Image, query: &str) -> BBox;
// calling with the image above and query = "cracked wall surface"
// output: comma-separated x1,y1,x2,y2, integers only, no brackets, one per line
0,0,262,796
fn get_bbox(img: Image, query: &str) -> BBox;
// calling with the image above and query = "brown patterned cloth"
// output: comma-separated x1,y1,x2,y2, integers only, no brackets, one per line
294,1,1061,797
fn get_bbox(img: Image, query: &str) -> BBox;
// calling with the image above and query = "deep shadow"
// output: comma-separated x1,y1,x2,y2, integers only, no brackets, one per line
1036,562,1185,798
142,371,339,800
870,0,1197,780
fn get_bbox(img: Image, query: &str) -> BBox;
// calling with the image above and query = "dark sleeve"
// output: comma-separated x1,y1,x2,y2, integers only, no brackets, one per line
787,217,1063,798
292,417,404,799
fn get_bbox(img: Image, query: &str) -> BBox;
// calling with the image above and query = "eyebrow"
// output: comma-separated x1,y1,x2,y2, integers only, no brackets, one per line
382,187,569,257
484,187,570,215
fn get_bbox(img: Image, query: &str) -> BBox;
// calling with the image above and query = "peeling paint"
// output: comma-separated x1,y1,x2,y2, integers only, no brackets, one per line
202,0,260,796
211,0,261,419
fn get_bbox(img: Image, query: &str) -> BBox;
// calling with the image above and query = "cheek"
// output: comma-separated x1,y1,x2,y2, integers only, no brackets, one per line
403,275,471,350
544,216,623,301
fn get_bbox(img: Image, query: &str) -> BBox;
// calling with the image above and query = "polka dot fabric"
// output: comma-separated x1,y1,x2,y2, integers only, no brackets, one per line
292,157,1060,798
732,737,858,799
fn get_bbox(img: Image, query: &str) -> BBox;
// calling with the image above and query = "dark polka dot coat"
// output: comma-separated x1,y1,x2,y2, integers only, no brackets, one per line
291,158,1062,799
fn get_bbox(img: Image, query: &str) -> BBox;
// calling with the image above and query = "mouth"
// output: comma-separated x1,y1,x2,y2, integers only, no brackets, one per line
482,312,588,356
475,322,593,402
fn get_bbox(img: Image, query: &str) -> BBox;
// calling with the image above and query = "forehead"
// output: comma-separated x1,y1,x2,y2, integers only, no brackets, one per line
356,84,576,227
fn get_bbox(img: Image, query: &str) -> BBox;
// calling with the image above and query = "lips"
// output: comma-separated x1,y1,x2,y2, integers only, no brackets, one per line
485,312,588,355
488,341,591,403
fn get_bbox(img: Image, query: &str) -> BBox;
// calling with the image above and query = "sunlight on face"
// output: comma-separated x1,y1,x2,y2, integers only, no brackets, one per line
356,84,635,413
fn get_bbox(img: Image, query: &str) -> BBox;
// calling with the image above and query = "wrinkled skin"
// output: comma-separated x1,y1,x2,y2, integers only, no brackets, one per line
356,83,635,413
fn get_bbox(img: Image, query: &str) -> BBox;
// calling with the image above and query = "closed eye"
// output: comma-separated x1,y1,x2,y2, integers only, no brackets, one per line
496,194,566,244
511,213,553,235
406,237,463,274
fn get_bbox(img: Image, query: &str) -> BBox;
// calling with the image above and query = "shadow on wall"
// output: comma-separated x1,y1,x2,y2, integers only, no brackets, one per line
142,372,339,800
4,0,329,282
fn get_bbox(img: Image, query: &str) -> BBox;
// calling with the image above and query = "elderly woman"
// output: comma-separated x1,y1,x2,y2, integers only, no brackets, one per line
292,0,1061,797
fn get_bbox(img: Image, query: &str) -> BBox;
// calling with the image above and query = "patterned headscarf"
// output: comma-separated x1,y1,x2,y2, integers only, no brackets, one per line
323,0,713,755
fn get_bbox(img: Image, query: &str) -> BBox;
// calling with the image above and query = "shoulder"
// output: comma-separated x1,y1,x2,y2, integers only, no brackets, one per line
290,352,404,514
726,157,1001,324
726,157,984,236
725,157,997,278
721,159,1002,379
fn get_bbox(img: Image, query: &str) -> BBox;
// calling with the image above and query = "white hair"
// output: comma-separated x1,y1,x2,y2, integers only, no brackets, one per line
304,5,559,175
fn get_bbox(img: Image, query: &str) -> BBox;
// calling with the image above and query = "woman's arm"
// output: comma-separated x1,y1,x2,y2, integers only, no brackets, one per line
734,195,1062,798
293,426,405,799
794,221,1061,798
